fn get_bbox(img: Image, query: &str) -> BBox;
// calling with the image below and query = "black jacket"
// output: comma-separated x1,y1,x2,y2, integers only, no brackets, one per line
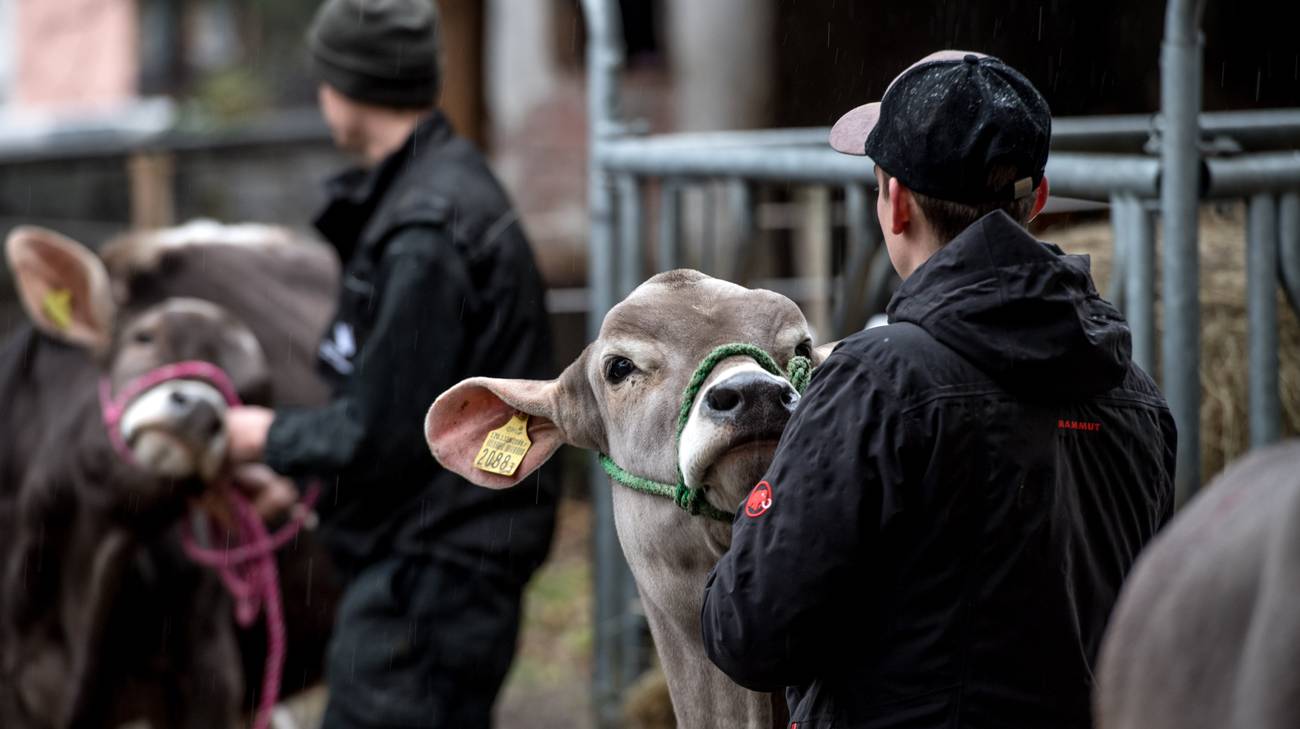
265,112,558,581
701,211,1175,728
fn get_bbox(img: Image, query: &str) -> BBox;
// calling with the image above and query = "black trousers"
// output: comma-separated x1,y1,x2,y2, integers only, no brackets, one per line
321,555,523,729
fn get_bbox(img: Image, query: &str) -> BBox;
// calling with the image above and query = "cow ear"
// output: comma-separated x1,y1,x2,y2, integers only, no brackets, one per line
813,340,840,366
5,226,115,350
425,351,603,489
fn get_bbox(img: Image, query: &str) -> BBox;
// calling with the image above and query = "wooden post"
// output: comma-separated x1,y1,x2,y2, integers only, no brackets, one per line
439,0,487,150
128,151,176,230
795,186,832,341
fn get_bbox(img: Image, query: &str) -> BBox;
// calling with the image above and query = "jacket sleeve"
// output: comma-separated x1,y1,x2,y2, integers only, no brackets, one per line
262,225,469,492
700,349,905,692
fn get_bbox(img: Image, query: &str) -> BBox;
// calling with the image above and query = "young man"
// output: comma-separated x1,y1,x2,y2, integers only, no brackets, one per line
223,1,558,727
701,51,1175,728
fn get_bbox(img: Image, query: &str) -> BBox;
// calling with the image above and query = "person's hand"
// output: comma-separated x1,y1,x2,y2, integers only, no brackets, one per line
225,405,275,464
230,463,300,521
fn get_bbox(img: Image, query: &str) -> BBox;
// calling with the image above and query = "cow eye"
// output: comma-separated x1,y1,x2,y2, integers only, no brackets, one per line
604,356,637,384
132,329,154,345
795,340,813,359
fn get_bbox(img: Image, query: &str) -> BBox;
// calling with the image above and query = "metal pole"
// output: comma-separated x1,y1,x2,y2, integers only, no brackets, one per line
657,180,683,271
1108,194,1131,310
725,179,757,283
580,2,636,725
617,175,644,297
836,183,880,336
1279,191,1300,315
1126,200,1158,374
1160,0,1207,506
701,184,717,276
1247,193,1281,447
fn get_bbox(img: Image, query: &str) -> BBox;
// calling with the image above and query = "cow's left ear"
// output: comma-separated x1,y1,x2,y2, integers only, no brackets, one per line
5,226,116,350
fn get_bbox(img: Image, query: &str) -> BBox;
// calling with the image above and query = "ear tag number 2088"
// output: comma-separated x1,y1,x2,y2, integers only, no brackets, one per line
474,413,532,477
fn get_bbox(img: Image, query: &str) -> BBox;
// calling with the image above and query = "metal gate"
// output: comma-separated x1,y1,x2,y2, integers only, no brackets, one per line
579,0,1300,724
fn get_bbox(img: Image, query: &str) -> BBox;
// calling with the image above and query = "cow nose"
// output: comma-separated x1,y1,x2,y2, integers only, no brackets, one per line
701,371,798,423
176,396,224,440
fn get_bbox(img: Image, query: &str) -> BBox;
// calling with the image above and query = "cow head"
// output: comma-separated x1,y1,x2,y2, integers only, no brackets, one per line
6,225,270,485
426,269,828,532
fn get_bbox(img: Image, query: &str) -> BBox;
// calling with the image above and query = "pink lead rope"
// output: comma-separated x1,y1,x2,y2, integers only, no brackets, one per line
99,361,319,729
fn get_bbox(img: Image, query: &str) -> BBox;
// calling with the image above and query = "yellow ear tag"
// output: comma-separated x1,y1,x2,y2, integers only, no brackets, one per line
474,412,532,477
42,288,73,332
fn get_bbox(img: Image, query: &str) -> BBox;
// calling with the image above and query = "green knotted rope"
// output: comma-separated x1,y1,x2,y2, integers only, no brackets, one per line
599,342,813,523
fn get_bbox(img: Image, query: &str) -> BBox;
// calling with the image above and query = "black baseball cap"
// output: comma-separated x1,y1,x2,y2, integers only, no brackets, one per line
830,50,1051,204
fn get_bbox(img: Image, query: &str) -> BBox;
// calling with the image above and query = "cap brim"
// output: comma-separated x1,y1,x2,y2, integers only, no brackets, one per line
829,102,880,156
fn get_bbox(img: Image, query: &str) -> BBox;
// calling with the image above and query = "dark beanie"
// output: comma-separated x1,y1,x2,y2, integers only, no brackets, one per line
307,0,441,108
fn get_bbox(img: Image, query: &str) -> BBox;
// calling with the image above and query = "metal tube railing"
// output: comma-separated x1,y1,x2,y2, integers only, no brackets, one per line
1280,191,1300,314
1161,0,1208,507
579,2,641,726
580,0,1300,719
1247,193,1281,446
1125,199,1158,374
658,181,684,270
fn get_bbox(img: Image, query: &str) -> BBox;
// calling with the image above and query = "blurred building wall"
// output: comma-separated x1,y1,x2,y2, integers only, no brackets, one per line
665,0,773,130
15,0,139,111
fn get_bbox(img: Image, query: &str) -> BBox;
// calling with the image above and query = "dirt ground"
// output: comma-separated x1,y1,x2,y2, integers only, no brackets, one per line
494,497,596,729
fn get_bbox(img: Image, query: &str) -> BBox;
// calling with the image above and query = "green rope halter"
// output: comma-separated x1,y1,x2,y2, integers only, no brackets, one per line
598,343,813,523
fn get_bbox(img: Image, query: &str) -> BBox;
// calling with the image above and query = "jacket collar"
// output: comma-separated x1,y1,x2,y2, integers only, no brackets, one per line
887,210,1132,397
313,111,452,260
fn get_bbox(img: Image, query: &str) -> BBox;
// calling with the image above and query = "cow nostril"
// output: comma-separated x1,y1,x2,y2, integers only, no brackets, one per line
706,386,742,412
782,388,798,407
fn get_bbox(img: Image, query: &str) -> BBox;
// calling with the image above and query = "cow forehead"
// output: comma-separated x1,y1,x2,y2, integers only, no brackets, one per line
598,274,808,352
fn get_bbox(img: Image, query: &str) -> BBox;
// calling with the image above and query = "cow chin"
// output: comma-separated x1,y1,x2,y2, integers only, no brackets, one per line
129,429,227,482
694,440,780,504
119,380,230,483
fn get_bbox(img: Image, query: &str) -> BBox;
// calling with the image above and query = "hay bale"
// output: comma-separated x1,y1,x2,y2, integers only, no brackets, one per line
1043,204,1300,484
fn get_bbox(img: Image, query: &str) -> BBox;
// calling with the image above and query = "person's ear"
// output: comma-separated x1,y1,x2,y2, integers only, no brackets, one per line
1028,175,1050,222
889,177,913,235
5,226,116,351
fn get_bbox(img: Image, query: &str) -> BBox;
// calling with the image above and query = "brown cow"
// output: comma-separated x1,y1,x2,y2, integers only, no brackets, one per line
0,221,340,728
426,270,833,728
1095,441,1300,729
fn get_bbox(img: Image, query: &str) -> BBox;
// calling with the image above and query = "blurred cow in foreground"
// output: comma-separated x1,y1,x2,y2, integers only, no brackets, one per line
1096,441,1300,729
0,221,341,728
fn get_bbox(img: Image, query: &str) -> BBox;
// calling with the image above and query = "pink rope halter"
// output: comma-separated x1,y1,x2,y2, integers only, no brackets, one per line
99,361,318,729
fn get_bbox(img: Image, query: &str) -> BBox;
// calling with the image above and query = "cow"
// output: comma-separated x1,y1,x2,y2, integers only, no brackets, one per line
425,269,833,729
1095,441,1300,729
0,221,340,728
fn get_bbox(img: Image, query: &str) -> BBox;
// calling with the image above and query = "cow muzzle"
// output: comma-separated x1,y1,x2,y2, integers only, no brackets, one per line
119,380,229,481
100,361,242,483
678,362,799,493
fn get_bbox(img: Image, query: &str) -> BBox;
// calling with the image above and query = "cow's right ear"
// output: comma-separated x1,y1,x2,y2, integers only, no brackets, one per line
425,355,603,489
813,340,840,366
5,226,116,350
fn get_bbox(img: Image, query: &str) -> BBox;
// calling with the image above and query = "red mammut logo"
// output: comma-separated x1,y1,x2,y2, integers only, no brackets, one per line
745,481,773,518
1058,419,1102,432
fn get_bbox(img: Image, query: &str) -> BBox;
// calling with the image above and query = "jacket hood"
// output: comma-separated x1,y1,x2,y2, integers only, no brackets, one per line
887,210,1131,398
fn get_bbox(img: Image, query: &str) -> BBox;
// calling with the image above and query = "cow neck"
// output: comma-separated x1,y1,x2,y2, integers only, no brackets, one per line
598,343,812,523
